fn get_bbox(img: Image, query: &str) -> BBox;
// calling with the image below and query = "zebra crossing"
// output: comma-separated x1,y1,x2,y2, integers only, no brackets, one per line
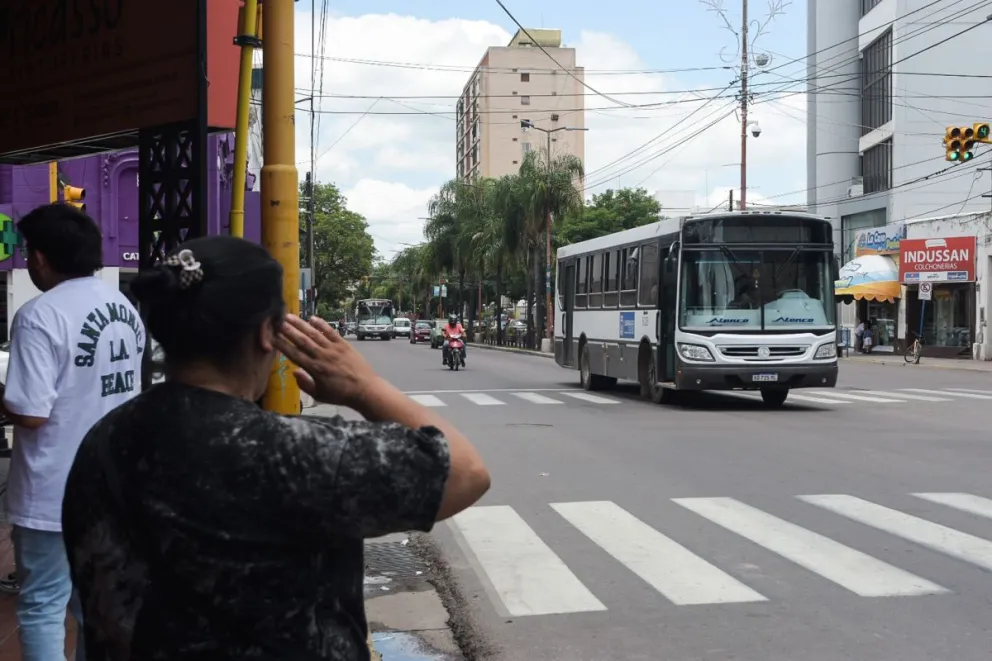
448,492,992,617
404,387,992,410
405,389,620,408
718,387,992,407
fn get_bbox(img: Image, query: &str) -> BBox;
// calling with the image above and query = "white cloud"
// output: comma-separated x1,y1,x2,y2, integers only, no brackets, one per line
282,11,808,256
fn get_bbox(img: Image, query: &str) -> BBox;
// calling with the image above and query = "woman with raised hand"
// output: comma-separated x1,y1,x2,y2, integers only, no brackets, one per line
62,235,490,661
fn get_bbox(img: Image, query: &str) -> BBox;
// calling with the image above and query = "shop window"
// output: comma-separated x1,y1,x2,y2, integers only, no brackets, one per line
906,283,973,349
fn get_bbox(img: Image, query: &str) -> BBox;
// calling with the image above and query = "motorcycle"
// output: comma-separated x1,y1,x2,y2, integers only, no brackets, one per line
445,332,466,371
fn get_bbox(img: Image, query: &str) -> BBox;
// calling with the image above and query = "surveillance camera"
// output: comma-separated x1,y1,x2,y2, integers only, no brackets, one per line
750,121,762,138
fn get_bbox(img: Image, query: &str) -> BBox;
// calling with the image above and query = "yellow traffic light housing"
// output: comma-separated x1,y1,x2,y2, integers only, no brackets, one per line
974,122,991,144
944,126,975,162
63,185,86,212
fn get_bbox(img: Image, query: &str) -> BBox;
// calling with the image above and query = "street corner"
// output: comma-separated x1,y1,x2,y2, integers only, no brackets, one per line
365,532,494,660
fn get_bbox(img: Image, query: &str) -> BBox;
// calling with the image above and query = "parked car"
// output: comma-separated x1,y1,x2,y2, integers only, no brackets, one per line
392,318,412,339
411,320,433,344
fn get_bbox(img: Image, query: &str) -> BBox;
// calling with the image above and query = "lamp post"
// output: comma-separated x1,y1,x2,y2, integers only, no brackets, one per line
520,119,588,344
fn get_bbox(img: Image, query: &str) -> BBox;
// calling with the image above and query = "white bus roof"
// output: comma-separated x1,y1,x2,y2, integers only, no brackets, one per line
555,210,832,260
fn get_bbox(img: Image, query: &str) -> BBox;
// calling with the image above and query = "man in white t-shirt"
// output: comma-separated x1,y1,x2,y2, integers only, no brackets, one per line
1,203,144,661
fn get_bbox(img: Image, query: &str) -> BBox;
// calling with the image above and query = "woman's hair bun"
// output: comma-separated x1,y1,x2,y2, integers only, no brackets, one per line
130,265,182,304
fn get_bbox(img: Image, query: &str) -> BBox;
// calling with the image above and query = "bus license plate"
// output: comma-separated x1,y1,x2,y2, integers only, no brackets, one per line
752,373,779,382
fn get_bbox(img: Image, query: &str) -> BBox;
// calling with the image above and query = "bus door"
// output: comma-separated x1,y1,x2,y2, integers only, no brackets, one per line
658,243,678,382
562,261,576,366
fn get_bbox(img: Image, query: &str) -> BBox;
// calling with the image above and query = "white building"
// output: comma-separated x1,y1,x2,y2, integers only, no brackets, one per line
807,0,992,352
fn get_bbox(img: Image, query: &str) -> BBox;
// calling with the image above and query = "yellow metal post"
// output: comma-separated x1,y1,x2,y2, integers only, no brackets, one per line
260,0,301,414
48,162,58,203
229,0,260,238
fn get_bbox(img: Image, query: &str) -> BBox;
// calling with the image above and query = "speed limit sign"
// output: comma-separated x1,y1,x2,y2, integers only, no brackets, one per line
919,282,932,301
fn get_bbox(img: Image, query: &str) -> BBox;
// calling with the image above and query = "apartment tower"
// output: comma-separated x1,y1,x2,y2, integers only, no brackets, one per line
456,29,586,181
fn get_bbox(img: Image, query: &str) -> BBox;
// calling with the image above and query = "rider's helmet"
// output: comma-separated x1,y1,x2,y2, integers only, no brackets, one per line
448,313,458,326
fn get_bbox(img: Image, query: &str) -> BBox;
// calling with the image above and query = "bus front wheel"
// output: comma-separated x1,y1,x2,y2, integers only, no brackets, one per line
760,387,789,408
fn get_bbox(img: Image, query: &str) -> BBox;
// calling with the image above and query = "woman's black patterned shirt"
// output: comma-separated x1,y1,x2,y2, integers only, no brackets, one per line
62,382,450,661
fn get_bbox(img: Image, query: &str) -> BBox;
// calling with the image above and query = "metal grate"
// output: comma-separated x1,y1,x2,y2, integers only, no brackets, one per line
365,541,430,579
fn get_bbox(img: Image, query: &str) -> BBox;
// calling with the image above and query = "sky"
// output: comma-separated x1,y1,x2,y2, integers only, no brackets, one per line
285,0,811,257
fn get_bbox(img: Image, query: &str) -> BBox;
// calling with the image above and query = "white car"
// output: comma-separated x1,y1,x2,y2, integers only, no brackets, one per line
392,318,412,338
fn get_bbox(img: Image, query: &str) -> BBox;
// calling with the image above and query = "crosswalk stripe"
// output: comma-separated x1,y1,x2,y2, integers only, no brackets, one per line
913,493,992,521
451,506,606,616
461,393,505,406
674,497,946,597
784,393,852,404
902,388,992,400
862,391,951,402
799,494,992,572
512,392,564,405
945,388,992,396
409,394,446,407
561,392,620,405
551,501,766,605
806,390,905,403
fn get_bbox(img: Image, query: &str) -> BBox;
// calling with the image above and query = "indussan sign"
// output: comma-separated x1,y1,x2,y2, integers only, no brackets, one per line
899,236,977,283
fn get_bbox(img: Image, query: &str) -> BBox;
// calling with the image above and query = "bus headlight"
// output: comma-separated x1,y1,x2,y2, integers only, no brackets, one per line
813,343,836,359
678,343,715,362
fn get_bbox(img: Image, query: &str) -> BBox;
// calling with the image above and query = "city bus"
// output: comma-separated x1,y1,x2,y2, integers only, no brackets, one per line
355,298,394,340
553,211,838,407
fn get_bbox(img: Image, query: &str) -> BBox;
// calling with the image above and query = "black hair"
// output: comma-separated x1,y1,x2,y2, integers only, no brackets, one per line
130,236,284,370
17,203,102,276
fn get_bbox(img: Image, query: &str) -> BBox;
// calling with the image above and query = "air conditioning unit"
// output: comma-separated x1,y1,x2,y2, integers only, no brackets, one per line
551,114,559,121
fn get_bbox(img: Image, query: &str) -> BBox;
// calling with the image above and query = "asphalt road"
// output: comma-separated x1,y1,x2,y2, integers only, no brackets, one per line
354,334,992,661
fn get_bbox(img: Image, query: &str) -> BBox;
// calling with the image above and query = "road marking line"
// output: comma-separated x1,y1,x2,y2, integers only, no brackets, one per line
409,394,446,407
805,390,905,403
512,392,564,405
861,391,951,402
451,506,606,616
800,494,992,572
561,392,620,405
461,392,506,406
902,389,992,400
402,388,582,395
551,501,766,605
913,493,992,521
945,388,992,397
714,390,850,405
783,393,852,404
674,497,946,597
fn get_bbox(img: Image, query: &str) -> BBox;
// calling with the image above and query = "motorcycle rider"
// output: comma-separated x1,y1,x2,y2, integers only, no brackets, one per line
441,313,466,366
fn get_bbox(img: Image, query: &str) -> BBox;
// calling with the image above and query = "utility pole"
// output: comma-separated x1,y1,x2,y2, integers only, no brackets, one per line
260,0,301,414
229,0,260,238
738,0,749,211
308,4,318,292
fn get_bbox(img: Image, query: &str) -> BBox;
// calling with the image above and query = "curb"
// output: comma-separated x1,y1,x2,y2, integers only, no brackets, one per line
840,356,992,373
468,342,554,359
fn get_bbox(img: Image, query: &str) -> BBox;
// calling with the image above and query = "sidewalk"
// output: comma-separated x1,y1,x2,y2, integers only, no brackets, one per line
468,340,553,359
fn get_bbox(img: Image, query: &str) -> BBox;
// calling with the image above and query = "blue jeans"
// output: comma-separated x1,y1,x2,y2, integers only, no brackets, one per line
12,526,84,661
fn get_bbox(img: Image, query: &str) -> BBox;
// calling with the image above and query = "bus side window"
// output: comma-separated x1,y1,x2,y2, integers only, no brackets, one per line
603,249,619,307
575,257,587,308
621,247,638,306
589,253,604,307
637,243,659,306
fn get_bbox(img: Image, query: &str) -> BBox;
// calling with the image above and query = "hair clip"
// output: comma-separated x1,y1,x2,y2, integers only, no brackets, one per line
164,248,205,290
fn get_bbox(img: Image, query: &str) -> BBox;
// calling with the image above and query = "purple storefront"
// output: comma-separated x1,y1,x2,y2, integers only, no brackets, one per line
0,134,261,339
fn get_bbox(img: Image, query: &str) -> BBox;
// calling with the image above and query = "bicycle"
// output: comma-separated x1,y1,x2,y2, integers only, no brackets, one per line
904,331,923,365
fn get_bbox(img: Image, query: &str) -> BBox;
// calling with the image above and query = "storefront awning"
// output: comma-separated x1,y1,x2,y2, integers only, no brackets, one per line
834,254,901,303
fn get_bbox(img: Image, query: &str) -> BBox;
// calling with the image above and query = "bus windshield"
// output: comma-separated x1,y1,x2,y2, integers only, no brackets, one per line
357,300,393,325
679,248,835,331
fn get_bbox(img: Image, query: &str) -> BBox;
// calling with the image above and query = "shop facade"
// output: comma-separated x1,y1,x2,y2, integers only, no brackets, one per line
835,211,992,360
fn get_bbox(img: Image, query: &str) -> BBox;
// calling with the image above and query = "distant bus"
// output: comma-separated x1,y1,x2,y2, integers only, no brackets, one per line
355,298,394,340
553,211,839,408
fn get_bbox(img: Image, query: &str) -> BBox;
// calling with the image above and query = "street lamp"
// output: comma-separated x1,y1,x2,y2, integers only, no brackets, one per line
520,119,589,344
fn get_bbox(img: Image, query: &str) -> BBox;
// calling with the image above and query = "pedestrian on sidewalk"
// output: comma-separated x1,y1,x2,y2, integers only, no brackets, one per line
62,236,490,661
1,203,145,661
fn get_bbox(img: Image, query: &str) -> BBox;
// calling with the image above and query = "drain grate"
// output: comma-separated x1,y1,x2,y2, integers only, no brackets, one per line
365,541,429,579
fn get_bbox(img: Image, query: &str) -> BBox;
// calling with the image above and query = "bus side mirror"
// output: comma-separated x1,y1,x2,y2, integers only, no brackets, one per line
831,256,839,282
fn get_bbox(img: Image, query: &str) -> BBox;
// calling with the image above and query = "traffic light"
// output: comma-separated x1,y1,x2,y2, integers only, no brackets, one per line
944,126,976,162
975,122,992,144
63,185,86,212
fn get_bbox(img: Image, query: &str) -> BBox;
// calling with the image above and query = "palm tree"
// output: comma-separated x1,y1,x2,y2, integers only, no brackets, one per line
516,149,584,347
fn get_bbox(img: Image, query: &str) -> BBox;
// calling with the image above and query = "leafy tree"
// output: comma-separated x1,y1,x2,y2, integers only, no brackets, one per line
300,181,376,312
558,187,661,245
